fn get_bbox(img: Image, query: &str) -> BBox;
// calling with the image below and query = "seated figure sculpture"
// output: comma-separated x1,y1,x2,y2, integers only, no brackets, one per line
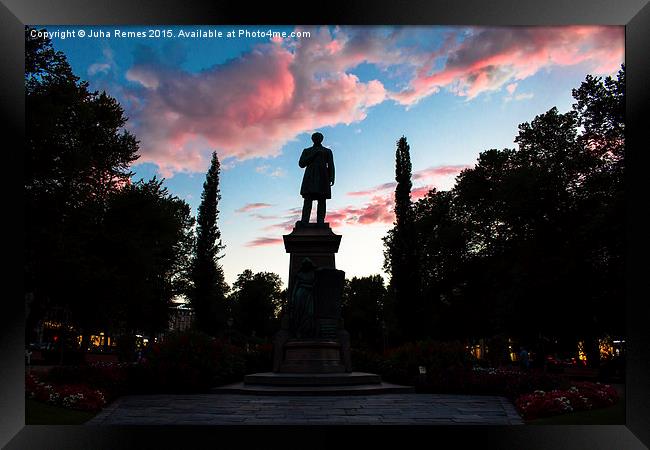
288,258,317,338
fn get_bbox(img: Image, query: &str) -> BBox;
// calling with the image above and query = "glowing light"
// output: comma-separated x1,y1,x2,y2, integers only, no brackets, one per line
577,341,587,363
469,344,483,360
43,320,63,329
599,336,615,360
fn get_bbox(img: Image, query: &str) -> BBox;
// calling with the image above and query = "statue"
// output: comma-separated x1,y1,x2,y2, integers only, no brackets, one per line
288,258,317,338
299,132,335,225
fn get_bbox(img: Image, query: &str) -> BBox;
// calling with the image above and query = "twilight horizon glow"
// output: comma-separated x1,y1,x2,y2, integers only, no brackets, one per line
41,25,624,288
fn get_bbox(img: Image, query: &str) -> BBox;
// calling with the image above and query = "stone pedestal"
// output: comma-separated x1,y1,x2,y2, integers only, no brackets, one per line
283,222,341,296
279,340,345,373
214,220,413,395
269,222,351,375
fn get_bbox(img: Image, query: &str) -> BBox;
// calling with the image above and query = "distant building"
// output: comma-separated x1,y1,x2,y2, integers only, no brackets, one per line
168,302,195,332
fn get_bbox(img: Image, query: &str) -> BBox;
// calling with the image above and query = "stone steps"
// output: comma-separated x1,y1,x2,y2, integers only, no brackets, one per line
211,381,415,396
244,371,382,386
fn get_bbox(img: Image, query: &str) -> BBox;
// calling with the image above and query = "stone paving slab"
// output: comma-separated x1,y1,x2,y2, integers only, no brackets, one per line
86,394,523,425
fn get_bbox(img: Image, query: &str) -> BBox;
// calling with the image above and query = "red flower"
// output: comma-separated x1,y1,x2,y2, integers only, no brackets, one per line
515,382,618,420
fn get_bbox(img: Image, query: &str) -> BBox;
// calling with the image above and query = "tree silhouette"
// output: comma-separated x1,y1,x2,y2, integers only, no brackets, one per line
572,66,625,165
100,178,195,339
25,26,139,343
342,275,386,351
403,67,625,365
228,270,284,339
383,136,422,342
25,27,194,353
190,152,229,336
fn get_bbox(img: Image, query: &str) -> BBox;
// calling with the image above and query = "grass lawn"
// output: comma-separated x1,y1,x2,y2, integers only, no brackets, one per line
528,383,626,425
25,399,99,425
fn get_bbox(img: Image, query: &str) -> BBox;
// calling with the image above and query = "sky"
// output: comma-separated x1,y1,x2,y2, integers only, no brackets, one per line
38,25,624,289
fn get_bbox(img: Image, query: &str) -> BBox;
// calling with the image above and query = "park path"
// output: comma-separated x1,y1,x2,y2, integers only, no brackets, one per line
86,393,523,425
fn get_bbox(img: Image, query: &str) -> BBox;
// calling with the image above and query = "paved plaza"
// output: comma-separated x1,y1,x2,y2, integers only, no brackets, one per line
86,393,524,425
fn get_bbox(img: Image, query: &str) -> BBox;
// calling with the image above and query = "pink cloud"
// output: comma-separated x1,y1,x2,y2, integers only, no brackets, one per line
413,164,471,181
262,218,296,233
347,164,469,198
327,183,436,228
245,237,284,248
411,186,433,201
235,202,273,213
327,165,470,227
332,195,395,226
123,26,623,175
125,28,389,176
245,164,470,251
249,163,468,244
390,26,624,104
252,195,396,239
347,181,396,197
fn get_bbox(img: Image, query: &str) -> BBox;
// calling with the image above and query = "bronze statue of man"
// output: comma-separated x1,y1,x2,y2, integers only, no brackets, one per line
299,132,335,225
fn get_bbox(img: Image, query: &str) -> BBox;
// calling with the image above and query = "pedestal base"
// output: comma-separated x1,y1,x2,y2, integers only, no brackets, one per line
277,340,346,373
212,379,415,395
283,223,341,295
210,371,415,396
245,372,381,386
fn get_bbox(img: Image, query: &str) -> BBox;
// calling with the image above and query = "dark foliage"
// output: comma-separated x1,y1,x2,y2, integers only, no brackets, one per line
342,275,386,351
135,331,246,392
189,152,229,336
228,270,284,339
383,67,625,362
25,26,194,346
383,136,423,341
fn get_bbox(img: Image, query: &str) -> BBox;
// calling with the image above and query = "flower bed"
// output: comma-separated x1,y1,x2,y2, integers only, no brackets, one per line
36,332,271,399
515,382,618,420
466,367,568,398
46,361,131,400
26,373,107,412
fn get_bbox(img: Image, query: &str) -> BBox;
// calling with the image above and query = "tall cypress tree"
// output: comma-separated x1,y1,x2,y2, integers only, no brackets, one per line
190,151,229,335
383,136,421,341
394,136,413,228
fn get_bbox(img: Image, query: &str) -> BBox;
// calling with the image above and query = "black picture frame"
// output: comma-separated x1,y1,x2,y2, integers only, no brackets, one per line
3,0,648,448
